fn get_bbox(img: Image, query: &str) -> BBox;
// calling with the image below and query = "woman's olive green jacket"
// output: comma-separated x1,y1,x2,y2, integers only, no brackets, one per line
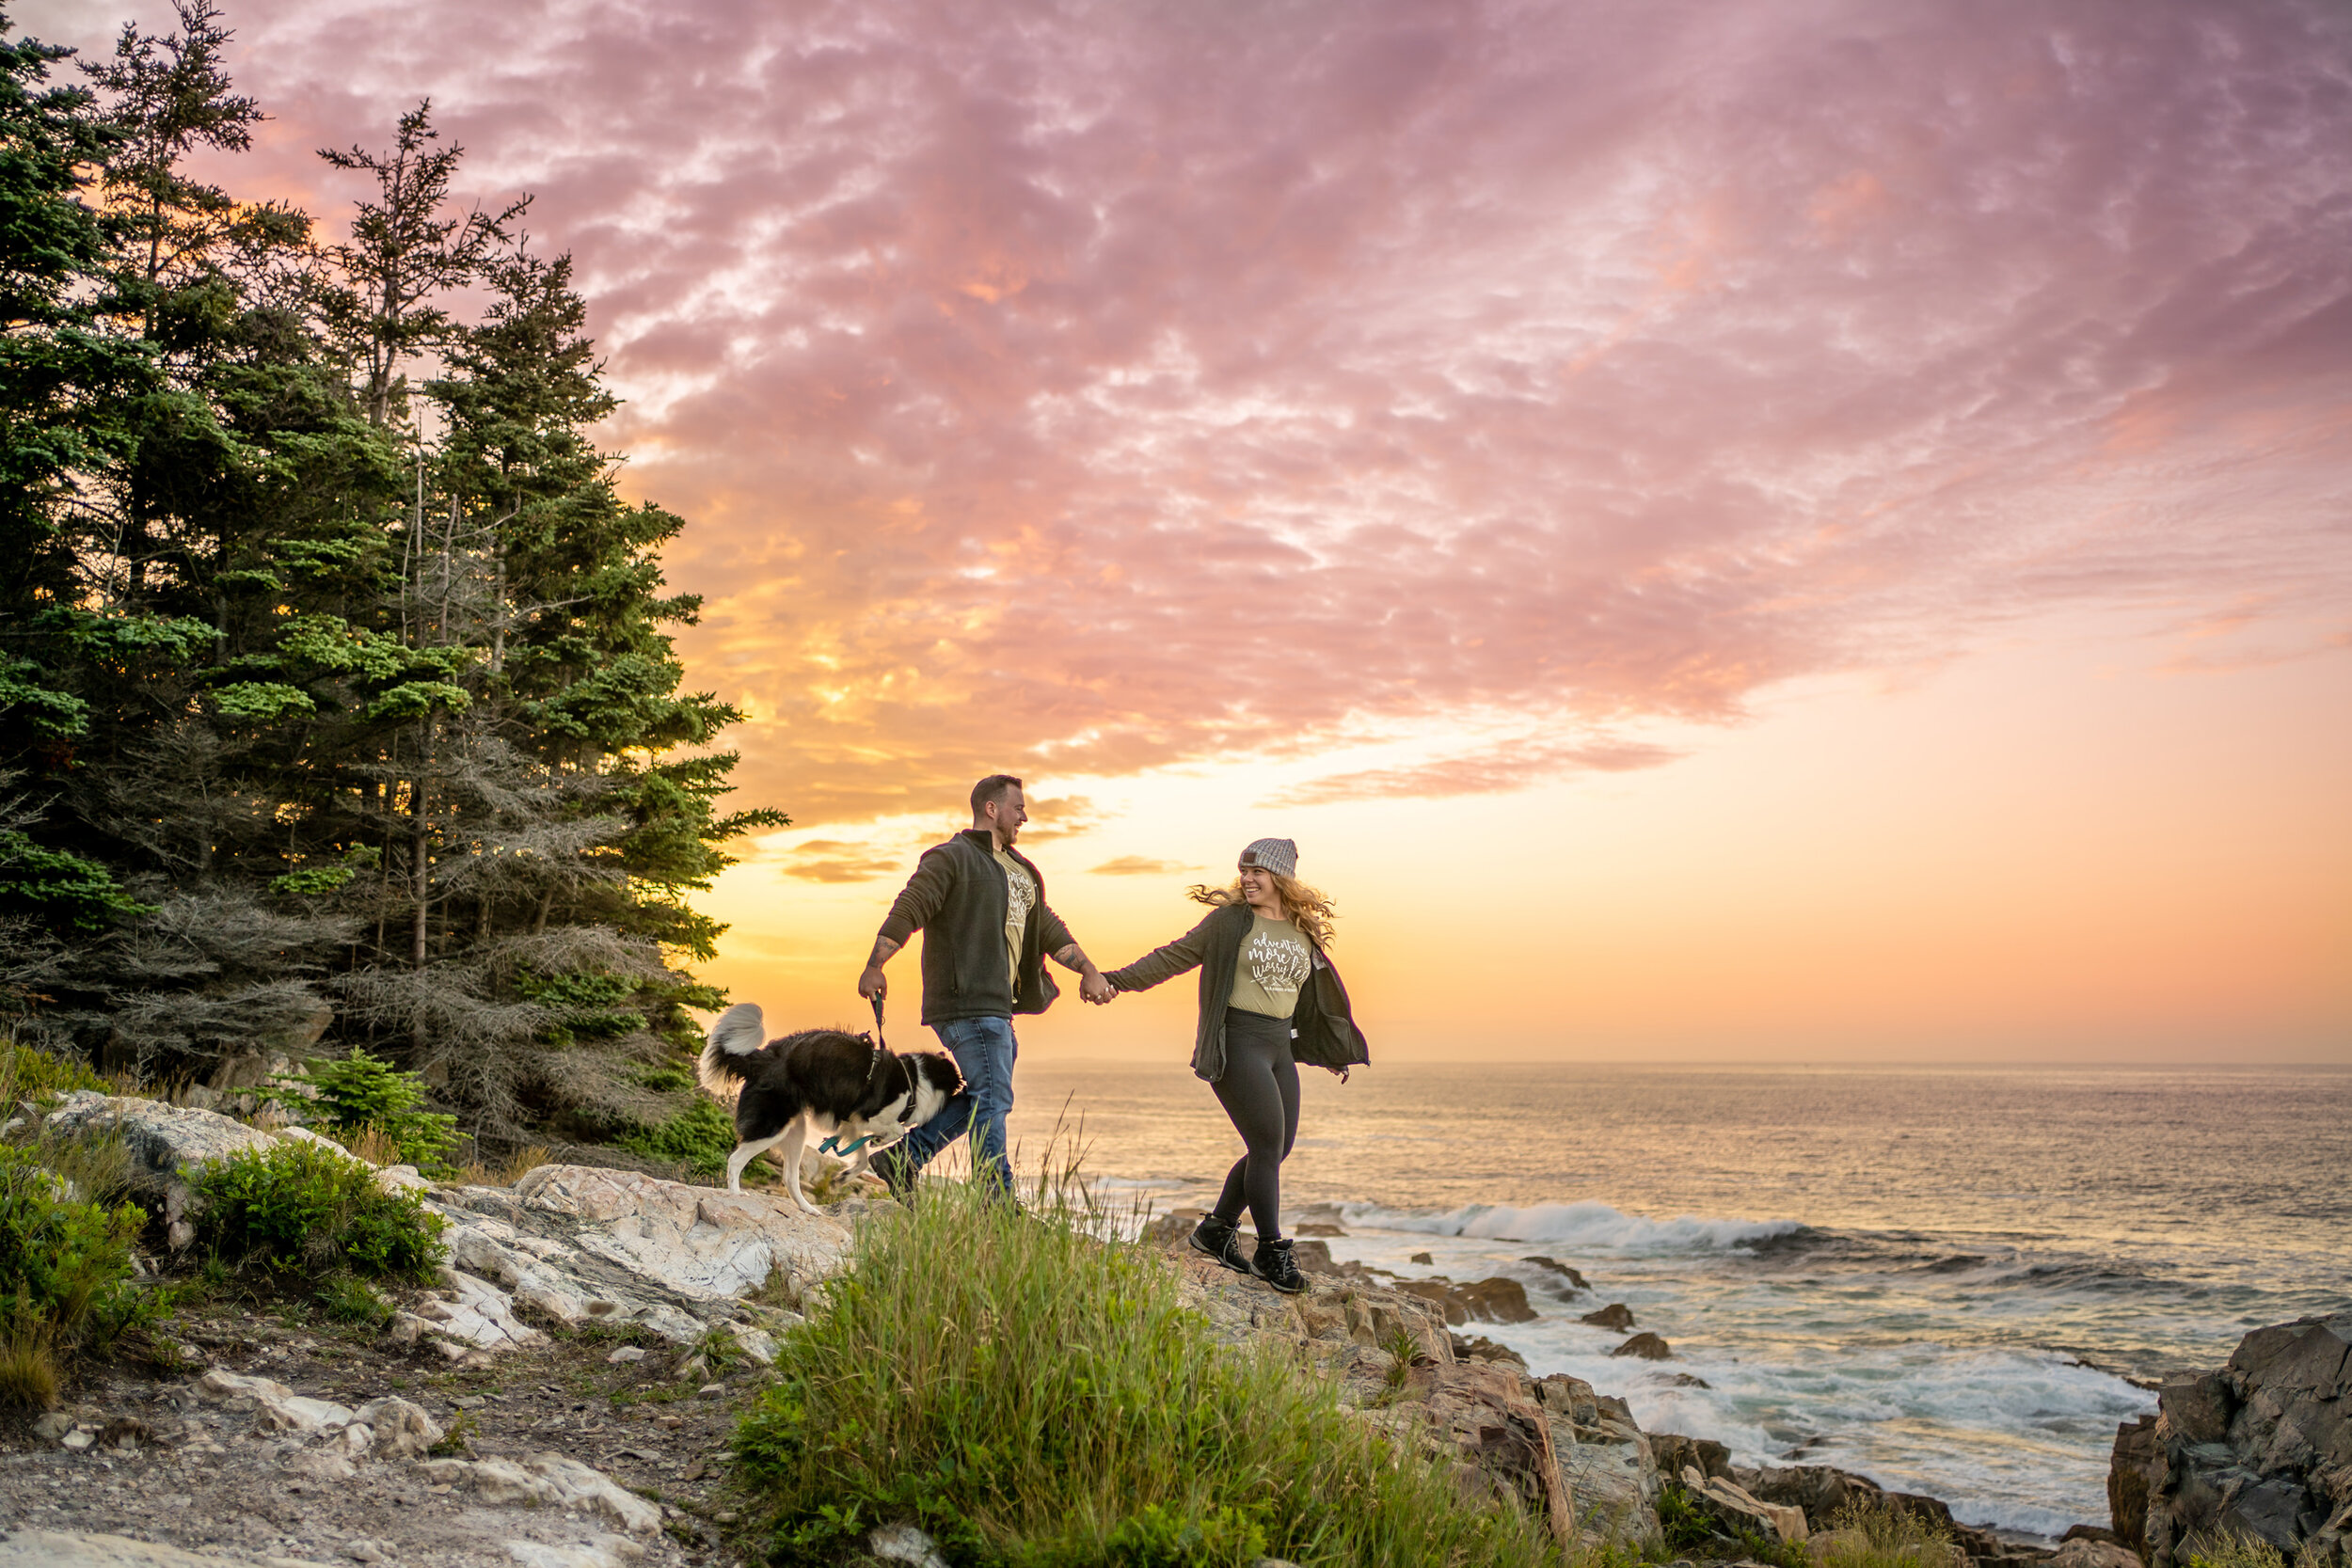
1104,901,1370,1082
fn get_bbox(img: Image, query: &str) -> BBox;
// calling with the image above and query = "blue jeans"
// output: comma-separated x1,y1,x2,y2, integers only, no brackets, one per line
897,1014,1017,1190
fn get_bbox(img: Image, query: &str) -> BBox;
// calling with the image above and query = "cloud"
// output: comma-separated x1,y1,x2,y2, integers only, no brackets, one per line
1088,856,1198,877
57,0,2352,823
1014,795,1107,843
773,838,905,883
1264,737,1685,807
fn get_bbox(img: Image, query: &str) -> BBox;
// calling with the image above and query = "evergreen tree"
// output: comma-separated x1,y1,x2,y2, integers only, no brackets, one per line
0,8,784,1166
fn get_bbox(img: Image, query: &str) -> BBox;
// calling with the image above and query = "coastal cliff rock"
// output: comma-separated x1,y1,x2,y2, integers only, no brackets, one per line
1677,1463,1809,1544
1534,1373,1668,1543
1737,1463,2026,1567
2112,1314,2351,1568
35,1093,848,1358
42,1090,355,1248
1393,1275,1541,1325
1525,1256,1591,1291
1152,1233,1664,1546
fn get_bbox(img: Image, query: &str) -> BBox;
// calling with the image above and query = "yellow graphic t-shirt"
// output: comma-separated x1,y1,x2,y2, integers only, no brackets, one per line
1228,913,1312,1020
993,848,1035,982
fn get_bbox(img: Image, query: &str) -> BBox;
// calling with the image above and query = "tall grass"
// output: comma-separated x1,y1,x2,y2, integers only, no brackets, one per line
2185,1534,2319,1568
1811,1494,1960,1568
732,1147,1560,1568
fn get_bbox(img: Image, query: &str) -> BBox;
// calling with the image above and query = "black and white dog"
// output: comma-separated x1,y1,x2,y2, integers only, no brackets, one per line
697,1002,962,1212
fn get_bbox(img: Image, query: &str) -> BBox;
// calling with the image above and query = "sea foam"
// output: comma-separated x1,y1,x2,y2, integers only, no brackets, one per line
1338,1197,1805,1251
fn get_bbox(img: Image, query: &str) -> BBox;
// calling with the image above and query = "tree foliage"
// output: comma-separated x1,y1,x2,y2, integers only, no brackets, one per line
0,4,784,1159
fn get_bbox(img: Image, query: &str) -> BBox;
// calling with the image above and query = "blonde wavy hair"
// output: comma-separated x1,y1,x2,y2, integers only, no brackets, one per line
1188,871,1337,948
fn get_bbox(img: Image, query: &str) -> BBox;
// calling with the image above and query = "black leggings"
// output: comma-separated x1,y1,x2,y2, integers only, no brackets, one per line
1209,1007,1300,1242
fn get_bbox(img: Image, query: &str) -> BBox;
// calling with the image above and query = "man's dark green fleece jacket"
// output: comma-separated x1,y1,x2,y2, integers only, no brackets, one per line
877,830,1073,1026
1104,901,1370,1082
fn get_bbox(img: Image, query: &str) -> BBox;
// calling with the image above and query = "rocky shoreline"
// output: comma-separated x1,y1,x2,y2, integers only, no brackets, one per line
3,1092,2343,1568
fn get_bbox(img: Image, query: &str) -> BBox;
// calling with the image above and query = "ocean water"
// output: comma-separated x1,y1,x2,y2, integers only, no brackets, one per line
995,1061,2352,1541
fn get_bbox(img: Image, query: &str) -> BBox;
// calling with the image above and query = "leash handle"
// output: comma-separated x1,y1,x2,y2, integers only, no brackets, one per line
870,992,887,1051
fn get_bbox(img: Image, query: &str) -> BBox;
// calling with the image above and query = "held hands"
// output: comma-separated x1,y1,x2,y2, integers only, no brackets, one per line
1079,970,1116,1006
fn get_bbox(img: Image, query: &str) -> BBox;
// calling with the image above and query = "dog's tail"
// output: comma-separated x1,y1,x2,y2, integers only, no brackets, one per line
699,1002,769,1097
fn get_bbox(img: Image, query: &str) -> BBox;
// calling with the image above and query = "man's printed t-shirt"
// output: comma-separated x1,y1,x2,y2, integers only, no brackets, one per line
992,848,1035,981
1228,913,1311,1019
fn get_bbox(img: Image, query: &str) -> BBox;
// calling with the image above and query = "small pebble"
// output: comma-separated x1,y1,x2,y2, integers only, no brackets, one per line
607,1346,646,1364
697,1383,726,1398
342,1540,385,1564
656,1415,683,1429
59,1430,94,1451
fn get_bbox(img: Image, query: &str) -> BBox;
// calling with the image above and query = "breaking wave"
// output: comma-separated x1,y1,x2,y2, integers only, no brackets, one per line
1334,1197,1808,1252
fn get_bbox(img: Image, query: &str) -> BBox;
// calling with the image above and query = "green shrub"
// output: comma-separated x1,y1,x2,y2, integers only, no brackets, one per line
0,1143,153,1405
617,1098,736,1178
194,1140,444,1279
259,1049,457,1171
0,1043,108,1103
733,1153,1557,1568
318,1274,395,1329
1657,1482,1715,1551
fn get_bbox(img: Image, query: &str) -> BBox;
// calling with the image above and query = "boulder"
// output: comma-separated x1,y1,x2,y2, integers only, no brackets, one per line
0,1531,308,1568
1583,1303,1638,1331
391,1164,849,1357
2124,1314,2352,1568
52,1093,851,1361
1534,1375,1665,1545
1679,1465,1809,1544
1392,1275,1540,1326
1613,1332,1673,1360
352,1395,445,1460
421,1452,660,1534
1290,1239,1337,1275
1525,1256,1590,1291
39,1091,347,1249
1394,1279,1468,1324
1458,1277,1540,1324
1654,1433,1734,1484
2109,1415,2157,1553
1169,1245,1454,1366
1746,1463,1884,1527
1453,1333,1529,1369
1414,1359,1577,1544
2047,1542,2140,1568
1166,1248,1661,1547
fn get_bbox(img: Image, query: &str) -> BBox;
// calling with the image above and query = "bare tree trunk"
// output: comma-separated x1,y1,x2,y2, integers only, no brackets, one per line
437,492,457,641
489,544,506,673
410,734,431,973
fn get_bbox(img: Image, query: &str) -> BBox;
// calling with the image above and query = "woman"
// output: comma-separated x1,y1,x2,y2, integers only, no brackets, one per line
1104,837,1369,1292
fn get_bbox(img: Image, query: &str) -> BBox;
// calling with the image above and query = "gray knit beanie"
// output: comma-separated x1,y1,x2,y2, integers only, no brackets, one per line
1238,838,1297,879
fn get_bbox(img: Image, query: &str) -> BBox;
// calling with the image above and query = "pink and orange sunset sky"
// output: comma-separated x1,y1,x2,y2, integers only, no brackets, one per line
27,0,2351,1062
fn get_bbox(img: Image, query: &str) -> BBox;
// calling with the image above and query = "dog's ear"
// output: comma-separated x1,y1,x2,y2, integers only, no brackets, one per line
925,1053,965,1095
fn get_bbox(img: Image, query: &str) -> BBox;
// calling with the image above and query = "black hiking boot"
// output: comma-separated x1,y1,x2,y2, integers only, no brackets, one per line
868,1143,917,1205
1250,1236,1307,1294
1187,1213,1251,1275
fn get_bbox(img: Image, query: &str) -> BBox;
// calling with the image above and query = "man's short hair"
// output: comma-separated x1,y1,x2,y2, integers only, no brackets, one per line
970,774,1024,816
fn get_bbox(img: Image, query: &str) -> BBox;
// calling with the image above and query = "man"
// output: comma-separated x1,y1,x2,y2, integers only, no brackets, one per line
858,774,1112,1196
